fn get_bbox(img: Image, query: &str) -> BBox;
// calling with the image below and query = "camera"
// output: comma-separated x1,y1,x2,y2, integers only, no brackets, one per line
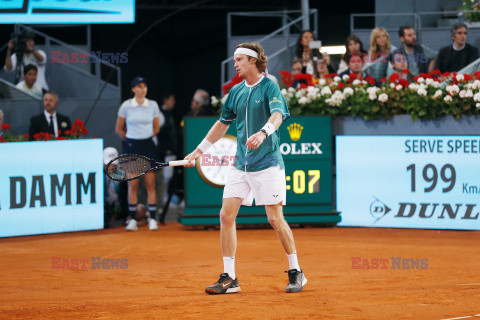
10,30,34,55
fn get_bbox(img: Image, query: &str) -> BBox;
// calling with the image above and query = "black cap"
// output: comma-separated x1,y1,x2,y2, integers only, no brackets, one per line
131,76,147,88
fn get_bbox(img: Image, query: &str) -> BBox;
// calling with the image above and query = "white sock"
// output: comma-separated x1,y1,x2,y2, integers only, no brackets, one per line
287,251,301,271
223,256,235,279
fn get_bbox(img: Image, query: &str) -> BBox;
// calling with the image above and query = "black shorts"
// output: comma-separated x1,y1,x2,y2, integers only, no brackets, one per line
123,137,157,160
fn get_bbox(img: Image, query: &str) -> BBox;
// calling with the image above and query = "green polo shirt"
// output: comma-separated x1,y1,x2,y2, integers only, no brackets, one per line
220,76,290,172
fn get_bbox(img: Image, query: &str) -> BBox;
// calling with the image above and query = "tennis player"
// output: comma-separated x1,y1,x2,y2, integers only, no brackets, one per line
184,42,306,294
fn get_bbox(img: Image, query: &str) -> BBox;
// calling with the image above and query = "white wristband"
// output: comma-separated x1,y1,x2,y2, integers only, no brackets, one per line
197,138,213,153
261,123,275,137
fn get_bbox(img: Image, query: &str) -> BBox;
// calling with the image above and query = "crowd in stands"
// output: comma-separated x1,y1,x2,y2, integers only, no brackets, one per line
290,22,479,85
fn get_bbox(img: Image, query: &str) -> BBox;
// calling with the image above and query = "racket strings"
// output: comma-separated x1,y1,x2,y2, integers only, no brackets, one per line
107,156,153,181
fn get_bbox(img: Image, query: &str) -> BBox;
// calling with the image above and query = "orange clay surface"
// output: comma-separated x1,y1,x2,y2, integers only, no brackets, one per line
0,223,479,320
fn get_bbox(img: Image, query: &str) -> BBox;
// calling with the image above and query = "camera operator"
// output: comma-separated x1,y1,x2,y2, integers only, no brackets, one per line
4,32,48,92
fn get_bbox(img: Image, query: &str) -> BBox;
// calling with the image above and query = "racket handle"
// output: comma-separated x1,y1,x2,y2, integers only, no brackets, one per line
169,160,195,167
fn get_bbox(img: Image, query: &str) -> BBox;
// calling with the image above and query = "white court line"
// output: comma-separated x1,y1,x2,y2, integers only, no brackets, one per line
441,315,480,320
457,283,480,286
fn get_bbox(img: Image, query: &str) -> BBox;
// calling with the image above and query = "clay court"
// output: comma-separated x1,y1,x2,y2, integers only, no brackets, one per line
0,223,478,320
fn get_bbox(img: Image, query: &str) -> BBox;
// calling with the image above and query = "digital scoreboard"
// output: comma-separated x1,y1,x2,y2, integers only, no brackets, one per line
336,136,480,230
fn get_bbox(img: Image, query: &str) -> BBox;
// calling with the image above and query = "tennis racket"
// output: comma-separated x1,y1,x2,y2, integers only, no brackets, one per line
105,154,194,182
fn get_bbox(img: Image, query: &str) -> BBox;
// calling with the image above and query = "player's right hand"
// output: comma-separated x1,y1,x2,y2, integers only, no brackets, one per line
183,149,202,167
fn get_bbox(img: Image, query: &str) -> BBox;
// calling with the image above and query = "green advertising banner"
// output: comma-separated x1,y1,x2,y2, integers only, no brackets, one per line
181,116,339,226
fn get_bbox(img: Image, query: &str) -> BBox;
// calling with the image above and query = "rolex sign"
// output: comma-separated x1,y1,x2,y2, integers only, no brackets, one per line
279,117,331,160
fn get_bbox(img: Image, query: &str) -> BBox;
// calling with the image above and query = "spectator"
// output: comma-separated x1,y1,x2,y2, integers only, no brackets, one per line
28,92,71,140
338,34,368,74
389,50,414,82
389,25,437,77
339,52,371,81
157,93,177,162
291,58,303,76
265,70,279,84
315,54,330,80
15,64,42,98
0,109,3,137
295,30,335,75
185,89,215,117
369,27,397,62
103,147,120,228
115,76,164,231
435,22,479,73
364,27,397,82
155,93,178,210
4,31,48,91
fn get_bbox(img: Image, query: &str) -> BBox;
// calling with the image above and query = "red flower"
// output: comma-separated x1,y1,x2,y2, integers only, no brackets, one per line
56,137,66,140
431,69,441,76
299,83,308,89
442,72,451,77
279,71,294,87
2,123,11,131
398,78,410,87
222,73,243,94
365,76,376,85
401,69,411,74
0,136,5,143
294,73,313,82
413,76,419,82
23,134,29,138
337,82,345,90
349,72,358,81
380,77,387,83
418,73,432,79
389,73,400,83
33,133,41,140
464,74,473,82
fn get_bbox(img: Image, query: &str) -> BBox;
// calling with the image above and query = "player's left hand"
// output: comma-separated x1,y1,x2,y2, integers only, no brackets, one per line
246,132,266,149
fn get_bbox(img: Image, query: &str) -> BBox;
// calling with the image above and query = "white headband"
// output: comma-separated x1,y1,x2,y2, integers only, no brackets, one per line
234,48,258,59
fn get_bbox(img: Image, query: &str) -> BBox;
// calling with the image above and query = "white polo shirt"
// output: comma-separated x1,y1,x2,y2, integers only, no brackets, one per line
118,98,164,140
16,81,43,98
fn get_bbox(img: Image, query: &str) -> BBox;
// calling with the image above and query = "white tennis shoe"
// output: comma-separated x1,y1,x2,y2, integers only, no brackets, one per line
148,218,159,231
125,219,138,231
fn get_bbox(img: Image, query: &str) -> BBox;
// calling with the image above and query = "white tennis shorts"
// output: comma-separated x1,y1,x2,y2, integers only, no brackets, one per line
223,165,286,206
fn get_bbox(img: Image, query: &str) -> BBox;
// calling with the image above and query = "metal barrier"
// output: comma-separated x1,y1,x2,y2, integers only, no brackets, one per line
0,78,42,135
2,24,121,98
221,10,318,92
